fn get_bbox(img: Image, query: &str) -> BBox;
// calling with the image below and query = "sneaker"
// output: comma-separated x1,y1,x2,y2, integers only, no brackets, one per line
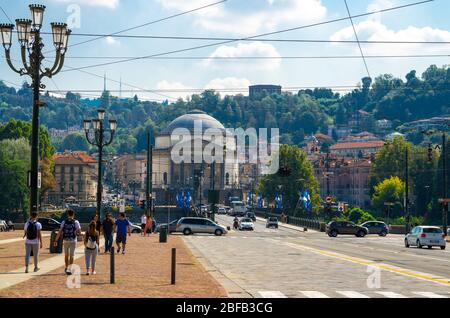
91,271,96,275
34,267,40,273
117,247,121,253
86,272,90,276
25,267,29,274
122,250,126,255
65,269,72,275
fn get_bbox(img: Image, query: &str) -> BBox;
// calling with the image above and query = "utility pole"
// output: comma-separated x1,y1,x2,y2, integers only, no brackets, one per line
146,131,153,217
442,134,448,235
405,148,410,234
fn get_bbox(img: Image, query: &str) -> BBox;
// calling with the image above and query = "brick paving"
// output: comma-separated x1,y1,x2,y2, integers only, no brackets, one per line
0,234,227,298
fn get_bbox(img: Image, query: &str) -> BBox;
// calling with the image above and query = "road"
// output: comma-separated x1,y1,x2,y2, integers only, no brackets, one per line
183,215,450,298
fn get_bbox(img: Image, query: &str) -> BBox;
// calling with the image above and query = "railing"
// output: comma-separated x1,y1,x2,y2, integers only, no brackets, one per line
254,209,324,231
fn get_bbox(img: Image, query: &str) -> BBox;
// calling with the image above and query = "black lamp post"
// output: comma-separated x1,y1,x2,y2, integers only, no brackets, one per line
84,110,117,219
1,5,70,216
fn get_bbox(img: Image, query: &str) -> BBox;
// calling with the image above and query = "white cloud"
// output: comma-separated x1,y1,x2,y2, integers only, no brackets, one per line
205,77,251,96
155,0,327,35
330,20,450,55
105,36,120,46
367,0,396,22
204,42,281,71
156,80,192,100
51,0,119,9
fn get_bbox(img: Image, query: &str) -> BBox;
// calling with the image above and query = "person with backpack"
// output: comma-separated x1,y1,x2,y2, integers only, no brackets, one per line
114,212,131,254
55,209,81,275
84,221,100,275
23,212,43,273
102,212,115,253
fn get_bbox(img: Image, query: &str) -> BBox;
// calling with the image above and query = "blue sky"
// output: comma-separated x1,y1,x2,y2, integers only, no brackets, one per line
1,0,449,101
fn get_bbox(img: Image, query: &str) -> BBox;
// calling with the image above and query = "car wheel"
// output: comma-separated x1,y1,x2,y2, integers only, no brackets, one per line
379,231,387,237
427,246,432,249
132,229,139,234
215,229,223,236
417,240,423,248
330,230,338,237
405,239,410,248
183,228,192,236
357,230,366,238
440,246,446,250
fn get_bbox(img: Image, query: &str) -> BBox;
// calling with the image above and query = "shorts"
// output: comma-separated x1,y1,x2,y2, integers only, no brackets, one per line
141,223,146,230
63,241,77,257
116,234,127,244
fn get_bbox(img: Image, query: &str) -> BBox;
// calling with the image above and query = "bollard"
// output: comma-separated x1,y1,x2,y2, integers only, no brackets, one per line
110,247,115,284
171,248,176,285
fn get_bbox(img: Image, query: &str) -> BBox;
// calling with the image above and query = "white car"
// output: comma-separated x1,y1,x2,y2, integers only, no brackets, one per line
405,226,446,250
217,207,227,215
239,218,254,231
0,220,6,232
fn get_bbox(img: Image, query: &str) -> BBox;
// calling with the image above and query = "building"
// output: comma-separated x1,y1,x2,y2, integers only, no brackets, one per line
151,110,240,205
330,140,385,158
111,153,147,197
47,151,98,205
312,154,372,208
249,85,282,98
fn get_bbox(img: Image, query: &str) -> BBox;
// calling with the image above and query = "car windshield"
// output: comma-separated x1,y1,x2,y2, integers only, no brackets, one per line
269,218,277,222
423,228,443,234
241,218,253,223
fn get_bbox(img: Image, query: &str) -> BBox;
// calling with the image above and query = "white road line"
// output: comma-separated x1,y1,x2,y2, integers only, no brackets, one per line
336,291,370,298
375,291,407,298
413,292,448,298
258,291,287,298
299,291,330,298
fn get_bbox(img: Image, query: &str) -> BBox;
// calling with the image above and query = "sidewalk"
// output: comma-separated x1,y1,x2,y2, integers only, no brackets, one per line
0,234,227,298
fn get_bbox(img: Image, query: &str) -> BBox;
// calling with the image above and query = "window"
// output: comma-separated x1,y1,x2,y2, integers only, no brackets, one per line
163,172,168,185
226,173,230,186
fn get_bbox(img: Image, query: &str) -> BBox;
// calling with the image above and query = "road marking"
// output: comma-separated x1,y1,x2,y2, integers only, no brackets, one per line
412,292,447,298
258,291,287,298
336,291,370,298
375,292,407,298
299,291,330,298
274,240,450,287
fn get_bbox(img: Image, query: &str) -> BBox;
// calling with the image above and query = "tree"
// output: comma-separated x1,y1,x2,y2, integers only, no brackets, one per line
372,176,405,217
348,207,375,224
60,133,90,152
257,144,320,214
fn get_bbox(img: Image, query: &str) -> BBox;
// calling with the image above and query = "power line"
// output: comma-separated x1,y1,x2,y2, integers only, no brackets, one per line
59,0,434,73
344,0,371,78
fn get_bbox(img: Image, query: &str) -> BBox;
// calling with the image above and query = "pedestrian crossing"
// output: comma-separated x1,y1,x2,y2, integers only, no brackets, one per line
257,290,449,298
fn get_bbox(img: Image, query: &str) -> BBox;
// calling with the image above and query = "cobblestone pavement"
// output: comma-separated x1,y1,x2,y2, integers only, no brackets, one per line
0,234,227,298
183,215,450,298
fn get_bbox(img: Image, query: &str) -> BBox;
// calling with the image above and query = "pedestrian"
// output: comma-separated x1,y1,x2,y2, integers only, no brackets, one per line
143,215,153,236
55,209,82,275
114,212,131,255
91,214,102,234
151,218,157,233
102,212,115,253
84,221,99,275
23,212,43,273
140,213,147,236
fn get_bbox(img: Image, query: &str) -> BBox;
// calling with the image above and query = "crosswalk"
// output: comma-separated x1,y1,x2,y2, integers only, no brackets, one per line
258,290,449,298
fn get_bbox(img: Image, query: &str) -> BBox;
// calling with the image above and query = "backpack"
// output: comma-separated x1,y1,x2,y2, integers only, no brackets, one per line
62,219,77,240
86,234,97,250
26,221,38,240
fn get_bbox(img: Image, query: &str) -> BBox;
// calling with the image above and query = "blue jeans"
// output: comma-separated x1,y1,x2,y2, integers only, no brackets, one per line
104,233,113,252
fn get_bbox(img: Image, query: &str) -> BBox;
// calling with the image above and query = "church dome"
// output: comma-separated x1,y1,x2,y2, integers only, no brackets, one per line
161,110,225,134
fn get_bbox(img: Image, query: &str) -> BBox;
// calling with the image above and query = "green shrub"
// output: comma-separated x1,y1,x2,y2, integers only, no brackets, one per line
348,207,375,224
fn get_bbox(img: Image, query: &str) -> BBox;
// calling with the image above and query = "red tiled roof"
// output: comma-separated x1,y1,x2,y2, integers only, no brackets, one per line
53,152,97,165
330,141,385,150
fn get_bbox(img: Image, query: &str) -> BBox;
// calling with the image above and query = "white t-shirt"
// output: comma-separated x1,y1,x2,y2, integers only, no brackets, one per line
24,220,42,245
141,215,147,224
60,219,81,242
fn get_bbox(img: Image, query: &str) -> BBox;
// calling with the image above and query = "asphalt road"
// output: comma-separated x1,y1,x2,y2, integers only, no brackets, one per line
182,215,450,298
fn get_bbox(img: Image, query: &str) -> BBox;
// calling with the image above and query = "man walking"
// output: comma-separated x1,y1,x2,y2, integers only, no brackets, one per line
23,212,43,273
114,212,131,255
102,212,115,253
55,209,81,275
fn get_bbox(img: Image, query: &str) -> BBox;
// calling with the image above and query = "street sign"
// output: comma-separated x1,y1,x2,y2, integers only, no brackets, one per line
38,172,42,189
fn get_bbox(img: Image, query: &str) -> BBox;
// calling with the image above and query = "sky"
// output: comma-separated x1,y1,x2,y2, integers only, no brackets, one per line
0,0,449,101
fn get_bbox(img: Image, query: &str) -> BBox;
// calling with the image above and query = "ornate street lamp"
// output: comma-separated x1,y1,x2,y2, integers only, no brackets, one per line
84,109,117,219
0,4,70,215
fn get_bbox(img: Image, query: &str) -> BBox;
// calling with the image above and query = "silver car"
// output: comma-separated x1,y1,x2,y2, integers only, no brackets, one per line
405,226,446,250
176,217,228,236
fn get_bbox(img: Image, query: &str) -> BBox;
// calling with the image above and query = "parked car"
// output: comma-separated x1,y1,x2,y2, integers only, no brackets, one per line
245,212,256,222
266,217,279,229
217,207,227,215
130,223,142,234
239,218,255,231
37,218,61,231
176,217,228,236
361,221,389,236
405,226,446,250
0,220,7,232
224,206,232,214
326,221,368,237
155,219,179,234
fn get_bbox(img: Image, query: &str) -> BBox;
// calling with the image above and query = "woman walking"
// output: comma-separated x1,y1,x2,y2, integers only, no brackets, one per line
84,221,99,275
143,215,153,237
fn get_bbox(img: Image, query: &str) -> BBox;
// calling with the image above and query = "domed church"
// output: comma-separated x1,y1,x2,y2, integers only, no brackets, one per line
152,110,240,205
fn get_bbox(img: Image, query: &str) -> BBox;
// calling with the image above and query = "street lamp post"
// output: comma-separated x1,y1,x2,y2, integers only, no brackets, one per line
84,110,117,219
1,5,71,216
